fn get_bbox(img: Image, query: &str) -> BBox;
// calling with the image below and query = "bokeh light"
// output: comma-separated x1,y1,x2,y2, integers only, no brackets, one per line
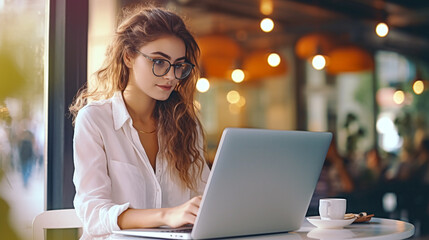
260,0,273,15
267,53,281,67
377,114,403,152
196,78,210,93
226,90,240,104
376,22,389,38
393,90,405,104
237,96,246,107
413,80,424,95
376,116,395,134
231,69,245,83
260,18,274,32
312,55,326,70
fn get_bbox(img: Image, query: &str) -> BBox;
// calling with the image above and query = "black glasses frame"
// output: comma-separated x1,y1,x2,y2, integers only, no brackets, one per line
135,50,195,80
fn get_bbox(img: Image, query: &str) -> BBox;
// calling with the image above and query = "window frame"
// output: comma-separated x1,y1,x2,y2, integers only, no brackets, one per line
47,0,88,209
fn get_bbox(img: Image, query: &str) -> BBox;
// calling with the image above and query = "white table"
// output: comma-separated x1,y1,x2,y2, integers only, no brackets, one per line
295,217,415,240
109,217,415,240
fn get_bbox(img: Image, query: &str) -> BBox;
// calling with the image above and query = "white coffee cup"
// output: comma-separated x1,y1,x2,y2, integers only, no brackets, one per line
319,198,346,220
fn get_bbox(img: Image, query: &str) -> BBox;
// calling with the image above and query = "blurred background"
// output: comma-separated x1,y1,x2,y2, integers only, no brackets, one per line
0,0,428,239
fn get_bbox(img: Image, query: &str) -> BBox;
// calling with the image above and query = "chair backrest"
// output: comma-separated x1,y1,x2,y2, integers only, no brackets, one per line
32,209,82,240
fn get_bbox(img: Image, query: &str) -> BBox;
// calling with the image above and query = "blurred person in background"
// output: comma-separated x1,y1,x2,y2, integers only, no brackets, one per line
382,136,429,236
17,129,36,188
308,136,355,216
354,148,389,217
411,137,429,235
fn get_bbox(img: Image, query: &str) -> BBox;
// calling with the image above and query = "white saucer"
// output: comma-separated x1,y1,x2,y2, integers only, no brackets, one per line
306,216,356,229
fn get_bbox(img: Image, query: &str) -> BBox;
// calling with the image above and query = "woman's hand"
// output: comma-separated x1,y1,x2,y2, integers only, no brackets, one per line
164,196,202,228
118,196,203,229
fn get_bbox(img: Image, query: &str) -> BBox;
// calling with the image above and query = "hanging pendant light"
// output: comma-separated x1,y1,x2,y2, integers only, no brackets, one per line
197,35,241,79
374,1,389,38
326,46,374,74
243,50,288,81
295,33,336,60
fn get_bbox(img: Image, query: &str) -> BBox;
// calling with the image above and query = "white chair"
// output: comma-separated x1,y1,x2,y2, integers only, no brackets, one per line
32,209,82,240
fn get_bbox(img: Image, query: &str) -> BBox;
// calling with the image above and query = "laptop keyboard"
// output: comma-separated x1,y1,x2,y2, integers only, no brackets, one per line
161,228,192,233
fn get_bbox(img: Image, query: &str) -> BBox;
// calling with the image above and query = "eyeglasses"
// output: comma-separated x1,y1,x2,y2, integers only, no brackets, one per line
135,50,195,80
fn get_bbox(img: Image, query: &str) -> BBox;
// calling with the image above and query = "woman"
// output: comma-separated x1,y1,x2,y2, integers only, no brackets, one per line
69,5,210,239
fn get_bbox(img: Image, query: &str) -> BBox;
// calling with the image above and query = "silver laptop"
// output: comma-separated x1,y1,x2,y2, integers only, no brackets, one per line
113,128,332,239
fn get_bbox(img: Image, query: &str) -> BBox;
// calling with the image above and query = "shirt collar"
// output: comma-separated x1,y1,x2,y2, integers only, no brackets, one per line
112,91,131,131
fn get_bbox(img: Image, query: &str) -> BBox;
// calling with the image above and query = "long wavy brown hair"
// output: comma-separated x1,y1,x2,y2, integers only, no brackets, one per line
69,5,205,192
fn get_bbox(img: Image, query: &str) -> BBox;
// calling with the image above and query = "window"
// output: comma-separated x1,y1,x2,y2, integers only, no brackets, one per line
0,1,46,239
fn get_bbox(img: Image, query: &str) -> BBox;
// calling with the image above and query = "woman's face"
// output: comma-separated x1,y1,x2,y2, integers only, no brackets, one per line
127,35,186,101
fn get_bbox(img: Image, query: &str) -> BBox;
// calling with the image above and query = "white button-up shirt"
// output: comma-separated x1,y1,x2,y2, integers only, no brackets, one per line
73,91,210,239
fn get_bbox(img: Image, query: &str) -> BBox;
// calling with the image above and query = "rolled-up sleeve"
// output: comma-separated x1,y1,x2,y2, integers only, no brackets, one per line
73,107,128,238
